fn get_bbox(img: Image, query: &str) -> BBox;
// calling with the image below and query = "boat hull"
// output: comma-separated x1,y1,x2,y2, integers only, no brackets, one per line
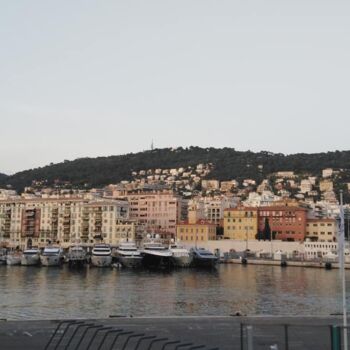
192,256,218,268
68,258,87,268
118,255,143,268
91,255,112,267
142,253,173,269
172,255,193,268
21,255,40,266
40,255,63,267
6,256,21,266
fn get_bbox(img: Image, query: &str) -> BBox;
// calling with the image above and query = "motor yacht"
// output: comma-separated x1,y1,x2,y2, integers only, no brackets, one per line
140,241,173,268
66,245,88,267
40,246,64,267
6,251,22,266
21,248,40,266
114,241,142,268
91,244,112,267
191,247,218,268
169,243,193,267
0,248,7,265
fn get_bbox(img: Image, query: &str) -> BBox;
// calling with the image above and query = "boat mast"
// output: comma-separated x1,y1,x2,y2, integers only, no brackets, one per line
339,190,348,350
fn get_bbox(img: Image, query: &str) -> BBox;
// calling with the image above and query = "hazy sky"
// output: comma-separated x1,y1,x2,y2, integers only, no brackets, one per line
1,1,349,174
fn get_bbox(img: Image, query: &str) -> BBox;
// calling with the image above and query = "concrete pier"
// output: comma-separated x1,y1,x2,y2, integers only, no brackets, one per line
223,258,350,269
0,316,346,349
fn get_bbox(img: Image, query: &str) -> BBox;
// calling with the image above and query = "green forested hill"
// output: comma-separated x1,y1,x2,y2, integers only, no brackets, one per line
1,147,350,191
0,173,8,182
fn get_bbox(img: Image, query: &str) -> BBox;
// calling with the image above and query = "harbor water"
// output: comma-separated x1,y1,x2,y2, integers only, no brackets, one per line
0,264,348,320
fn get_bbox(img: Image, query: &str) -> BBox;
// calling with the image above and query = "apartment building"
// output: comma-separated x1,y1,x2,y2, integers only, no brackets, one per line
258,206,307,241
176,212,217,243
305,218,337,242
188,196,236,225
223,207,258,240
125,191,183,235
0,197,131,248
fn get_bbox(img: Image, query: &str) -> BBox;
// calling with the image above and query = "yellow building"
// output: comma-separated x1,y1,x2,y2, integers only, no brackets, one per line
223,207,258,240
176,220,217,243
306,218,337,242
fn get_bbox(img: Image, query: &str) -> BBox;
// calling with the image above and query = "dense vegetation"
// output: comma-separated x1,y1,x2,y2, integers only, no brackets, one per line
0,173,8,183
1,147,350,191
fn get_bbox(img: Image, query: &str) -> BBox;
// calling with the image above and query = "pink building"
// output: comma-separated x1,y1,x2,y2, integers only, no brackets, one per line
126,191,184,235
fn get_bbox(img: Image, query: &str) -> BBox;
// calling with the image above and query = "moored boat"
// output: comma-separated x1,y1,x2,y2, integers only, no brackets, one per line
40,246,63,267
66,245,88,267
0,248,7,265
191,247,218,268
140,241,173,268
6,251,22,266
91,244,112,267
169,243,193,267
21,248,40,266
114,241,142,268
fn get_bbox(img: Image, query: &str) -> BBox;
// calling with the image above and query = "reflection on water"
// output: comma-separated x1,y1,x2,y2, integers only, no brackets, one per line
0,264,347,320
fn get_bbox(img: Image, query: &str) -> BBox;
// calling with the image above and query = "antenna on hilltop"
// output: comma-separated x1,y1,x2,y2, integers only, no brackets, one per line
151,140,154,150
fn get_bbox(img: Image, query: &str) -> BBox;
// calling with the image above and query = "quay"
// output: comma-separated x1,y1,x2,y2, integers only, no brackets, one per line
0,316,347,350
222,258,350,269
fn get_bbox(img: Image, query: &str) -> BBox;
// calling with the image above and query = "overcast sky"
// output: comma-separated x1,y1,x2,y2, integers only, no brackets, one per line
1,0,349,174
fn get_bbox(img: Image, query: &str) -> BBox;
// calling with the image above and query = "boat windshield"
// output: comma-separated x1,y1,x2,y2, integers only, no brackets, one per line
93,248,110,252
24,250,38,255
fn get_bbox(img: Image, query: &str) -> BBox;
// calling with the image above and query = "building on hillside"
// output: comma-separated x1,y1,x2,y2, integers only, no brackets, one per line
201,180,220,191
276,171,295,178
220,180,239,192
258,205,307,241
223,207,258,240
300,180,313,194
305,218,337,242
320,180,333,192
188,196,237,225
125,191,184,235
322,168,333,178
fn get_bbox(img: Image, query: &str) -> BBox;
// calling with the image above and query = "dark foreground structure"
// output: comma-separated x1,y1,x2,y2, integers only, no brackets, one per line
0,316,347,350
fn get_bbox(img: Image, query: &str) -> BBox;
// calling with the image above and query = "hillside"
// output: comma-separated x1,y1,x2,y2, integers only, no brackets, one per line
1,147,350,191
0,173,8,182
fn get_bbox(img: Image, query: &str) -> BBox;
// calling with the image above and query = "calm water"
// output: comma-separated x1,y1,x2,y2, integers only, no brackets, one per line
0,264,348,320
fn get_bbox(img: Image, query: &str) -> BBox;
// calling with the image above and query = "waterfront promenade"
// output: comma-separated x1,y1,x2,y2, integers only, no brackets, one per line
0,316,345,349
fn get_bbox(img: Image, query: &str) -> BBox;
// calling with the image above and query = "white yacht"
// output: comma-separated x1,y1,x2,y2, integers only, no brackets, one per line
21,248,40,266
169,243,193,267
40,246,63,267
91,244,112,267
114,241,142,268
140,241,173,268
6,251,22,266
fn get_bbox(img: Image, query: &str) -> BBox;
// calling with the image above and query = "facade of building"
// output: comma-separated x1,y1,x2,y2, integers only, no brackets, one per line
305,218,337,242
0,197,131,248
176,220,217,243
258,206,307,241
188,196,236,225
125,191,183,235
320,180,334,192
223,207,258,240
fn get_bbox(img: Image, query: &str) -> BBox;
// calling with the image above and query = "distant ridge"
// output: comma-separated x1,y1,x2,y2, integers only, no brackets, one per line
1,147,350,191
0,173,8,182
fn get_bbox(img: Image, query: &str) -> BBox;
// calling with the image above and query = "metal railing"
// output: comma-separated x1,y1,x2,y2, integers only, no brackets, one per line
240,322,348,350
44,319,220,350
